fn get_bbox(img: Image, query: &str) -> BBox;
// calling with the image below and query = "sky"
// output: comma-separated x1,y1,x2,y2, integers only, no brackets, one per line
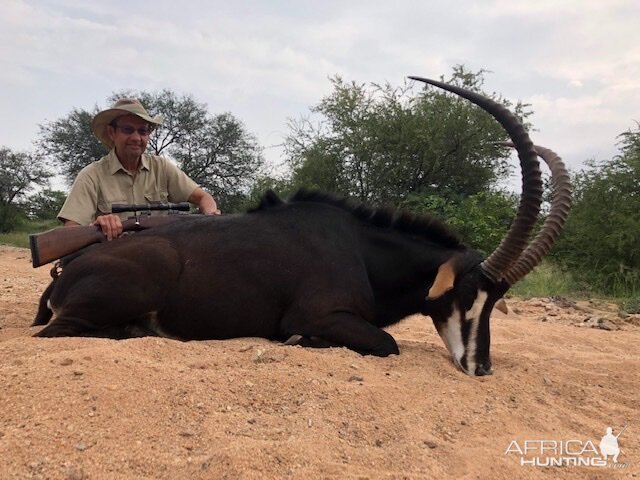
2,0,639,191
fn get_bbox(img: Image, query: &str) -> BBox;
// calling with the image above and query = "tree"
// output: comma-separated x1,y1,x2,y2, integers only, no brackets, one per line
0,147,52,231
36,90,264,206
553,124,640,293
27,189,67,220
234,175,297,212
284,66,531,205
173,113,264,211
401,190,518,255
37,107,109,185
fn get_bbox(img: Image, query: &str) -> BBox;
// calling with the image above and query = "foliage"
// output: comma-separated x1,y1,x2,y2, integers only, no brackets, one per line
553,124,640,294
400,190,518,255
26,189,67,220
222,175,295,213
284,66,531,205
172,112,264,211
0,147,52,231
0,205,25,233
37,108,108,185
509,261,583,299
620,297,640,315
0,147,52,207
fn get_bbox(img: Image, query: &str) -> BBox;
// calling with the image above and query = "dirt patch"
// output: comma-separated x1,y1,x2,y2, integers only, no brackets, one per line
0,245,638,479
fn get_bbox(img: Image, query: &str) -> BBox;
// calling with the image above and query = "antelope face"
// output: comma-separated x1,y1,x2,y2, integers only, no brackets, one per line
430,290,495,376
424,260,504,376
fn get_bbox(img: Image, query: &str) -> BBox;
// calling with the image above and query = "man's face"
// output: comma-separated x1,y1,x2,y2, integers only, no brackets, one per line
107,114,151,159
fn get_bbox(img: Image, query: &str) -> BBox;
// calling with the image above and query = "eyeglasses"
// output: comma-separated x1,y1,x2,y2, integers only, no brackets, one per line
114,125,151,136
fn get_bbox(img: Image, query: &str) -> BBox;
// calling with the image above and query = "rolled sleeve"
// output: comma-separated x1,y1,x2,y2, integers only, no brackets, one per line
57,169,99,225
163,159,199,202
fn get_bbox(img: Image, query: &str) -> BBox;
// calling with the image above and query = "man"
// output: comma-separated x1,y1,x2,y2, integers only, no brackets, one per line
58,98,220,240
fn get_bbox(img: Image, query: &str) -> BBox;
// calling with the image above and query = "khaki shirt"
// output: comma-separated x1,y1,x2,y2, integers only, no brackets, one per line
58,150,199,225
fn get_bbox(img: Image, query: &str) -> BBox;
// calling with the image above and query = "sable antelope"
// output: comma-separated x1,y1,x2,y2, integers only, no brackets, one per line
33,77,571,376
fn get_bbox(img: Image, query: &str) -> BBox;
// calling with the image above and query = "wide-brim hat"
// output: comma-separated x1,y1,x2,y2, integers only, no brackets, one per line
91,98,164,148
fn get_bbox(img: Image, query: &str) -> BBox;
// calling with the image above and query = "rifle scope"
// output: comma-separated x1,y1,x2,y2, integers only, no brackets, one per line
111,202,191,214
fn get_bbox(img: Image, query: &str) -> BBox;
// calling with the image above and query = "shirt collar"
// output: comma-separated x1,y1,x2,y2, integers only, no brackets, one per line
139,154,150,171
106,149,150,175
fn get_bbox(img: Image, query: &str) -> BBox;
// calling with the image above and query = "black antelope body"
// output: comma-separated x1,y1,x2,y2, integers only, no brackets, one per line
33,77,571,376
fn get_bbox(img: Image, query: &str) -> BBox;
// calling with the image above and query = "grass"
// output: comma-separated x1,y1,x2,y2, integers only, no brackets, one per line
0,218,59,249
510,260,640,305
620,297,640,314
510,261,582,299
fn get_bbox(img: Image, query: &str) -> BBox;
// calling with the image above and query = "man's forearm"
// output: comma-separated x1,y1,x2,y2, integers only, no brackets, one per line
189,188,220,215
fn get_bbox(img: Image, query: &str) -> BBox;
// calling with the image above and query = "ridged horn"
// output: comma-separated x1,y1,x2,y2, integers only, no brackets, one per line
408,76,543,283
499,143,572,285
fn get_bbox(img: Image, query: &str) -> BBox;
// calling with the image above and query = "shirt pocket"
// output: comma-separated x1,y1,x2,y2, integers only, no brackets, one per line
144,189,169,205
98,197,127,216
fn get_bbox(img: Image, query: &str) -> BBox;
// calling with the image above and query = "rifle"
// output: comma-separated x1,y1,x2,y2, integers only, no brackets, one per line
29,202,194,268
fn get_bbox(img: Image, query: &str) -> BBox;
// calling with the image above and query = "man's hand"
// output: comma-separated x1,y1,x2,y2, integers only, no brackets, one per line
93,214,123,241
200,199,221,216
189,187,221,215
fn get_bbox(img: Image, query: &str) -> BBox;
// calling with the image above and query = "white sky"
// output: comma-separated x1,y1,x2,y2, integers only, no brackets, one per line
2,0,639,189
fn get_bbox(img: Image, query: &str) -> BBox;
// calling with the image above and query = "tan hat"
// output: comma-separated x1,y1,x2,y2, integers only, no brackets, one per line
91,98,164,148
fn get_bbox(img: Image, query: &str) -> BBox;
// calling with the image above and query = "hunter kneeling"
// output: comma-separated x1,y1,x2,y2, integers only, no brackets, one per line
58,98,220,240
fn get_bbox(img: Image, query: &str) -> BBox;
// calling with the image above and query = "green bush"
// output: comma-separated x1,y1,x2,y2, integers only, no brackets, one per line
621,297,640,314
510,261,584,298
27,189,66,219
553,136,640,297
400,190,518,256
0,205,26,233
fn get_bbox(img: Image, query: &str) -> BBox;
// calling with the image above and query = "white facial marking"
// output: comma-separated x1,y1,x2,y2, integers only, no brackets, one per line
463,291,488,375
440,305,465,366
437,290,489,375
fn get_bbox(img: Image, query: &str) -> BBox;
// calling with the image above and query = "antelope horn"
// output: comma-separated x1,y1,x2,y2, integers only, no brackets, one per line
499,143,572,285
408,77,543,283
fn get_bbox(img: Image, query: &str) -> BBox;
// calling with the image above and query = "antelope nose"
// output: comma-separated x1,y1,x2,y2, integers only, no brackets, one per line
475,362,493,376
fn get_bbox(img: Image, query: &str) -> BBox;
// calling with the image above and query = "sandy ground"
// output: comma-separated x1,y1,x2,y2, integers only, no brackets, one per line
0,244,638,479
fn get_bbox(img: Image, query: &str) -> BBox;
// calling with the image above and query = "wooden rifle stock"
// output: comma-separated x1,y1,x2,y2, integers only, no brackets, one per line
29,214,193,268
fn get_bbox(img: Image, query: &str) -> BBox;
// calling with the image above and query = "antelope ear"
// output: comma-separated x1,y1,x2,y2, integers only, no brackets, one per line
427,257,457,299
495,298,509,314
